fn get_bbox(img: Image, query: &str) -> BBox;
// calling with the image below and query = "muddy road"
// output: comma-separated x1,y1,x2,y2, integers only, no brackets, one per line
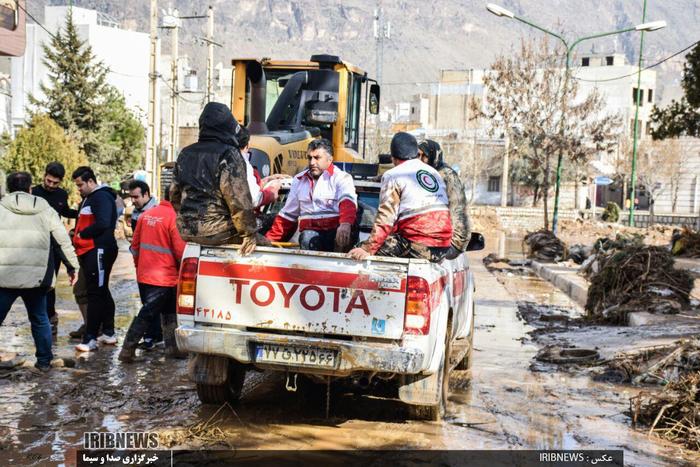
0,240,698,466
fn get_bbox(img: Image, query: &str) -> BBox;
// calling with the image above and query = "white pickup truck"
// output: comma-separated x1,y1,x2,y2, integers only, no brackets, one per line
174,180,483,420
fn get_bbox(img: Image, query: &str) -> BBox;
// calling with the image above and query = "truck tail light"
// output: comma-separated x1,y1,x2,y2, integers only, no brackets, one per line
177,257,199,315
404,276,432,335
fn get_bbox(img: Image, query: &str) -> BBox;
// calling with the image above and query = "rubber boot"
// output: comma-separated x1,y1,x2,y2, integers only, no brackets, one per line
161,314,187,359
118,315,150,363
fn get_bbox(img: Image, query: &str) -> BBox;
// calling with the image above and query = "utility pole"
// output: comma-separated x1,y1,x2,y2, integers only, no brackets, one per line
373,5,390,84
168,10,179,162
146,0,159,192
206,6,214,102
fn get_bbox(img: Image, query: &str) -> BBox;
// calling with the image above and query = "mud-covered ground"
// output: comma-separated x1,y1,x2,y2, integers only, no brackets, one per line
1,240,699,466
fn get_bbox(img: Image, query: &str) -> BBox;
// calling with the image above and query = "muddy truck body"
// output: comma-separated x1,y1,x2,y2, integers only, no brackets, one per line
174,181,482,420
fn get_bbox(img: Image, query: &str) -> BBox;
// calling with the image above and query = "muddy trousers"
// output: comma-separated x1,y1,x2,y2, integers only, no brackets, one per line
138,283,163,342
374,234,450,263
80,247,118,343
46,255,61,324
123,284,176,351
0,287,52,366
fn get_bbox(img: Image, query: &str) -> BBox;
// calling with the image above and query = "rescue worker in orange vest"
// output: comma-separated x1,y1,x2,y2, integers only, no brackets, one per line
266,138,358,252
119,190,187,362
348,132,452,262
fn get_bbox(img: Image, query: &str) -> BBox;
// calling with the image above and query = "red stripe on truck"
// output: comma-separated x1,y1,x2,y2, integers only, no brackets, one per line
198,261,406,293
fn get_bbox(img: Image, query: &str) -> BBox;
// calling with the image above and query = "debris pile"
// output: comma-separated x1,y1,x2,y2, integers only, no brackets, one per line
567,244,593,264
596,340,700,384
630,372,700,450
523,229,565,261
584,244,694,324
672,227,700,258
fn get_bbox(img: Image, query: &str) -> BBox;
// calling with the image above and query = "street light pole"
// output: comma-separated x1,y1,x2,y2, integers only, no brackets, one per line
486,4,665,234
628,0,648,227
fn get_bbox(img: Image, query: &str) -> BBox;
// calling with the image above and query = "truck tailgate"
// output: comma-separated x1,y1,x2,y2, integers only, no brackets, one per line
194,247,408,339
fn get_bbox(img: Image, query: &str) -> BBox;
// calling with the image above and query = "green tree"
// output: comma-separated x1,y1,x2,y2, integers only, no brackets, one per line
651,43,700,139
0,114,88,199
29,9,144,183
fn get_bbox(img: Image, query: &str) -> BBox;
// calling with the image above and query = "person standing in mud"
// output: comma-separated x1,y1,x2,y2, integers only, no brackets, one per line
418,140,472,259
0,172,78,371
31,162,79,337
169,102,266,255
71,167,119,352
119,189,186,362
348,132,452,262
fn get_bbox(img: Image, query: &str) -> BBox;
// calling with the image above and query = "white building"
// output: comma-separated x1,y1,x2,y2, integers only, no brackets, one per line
574,53,657,141
10,6,149,129
0,57,11,135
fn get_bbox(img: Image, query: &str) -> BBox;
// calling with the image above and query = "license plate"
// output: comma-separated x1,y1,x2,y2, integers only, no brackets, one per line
254,344,337,368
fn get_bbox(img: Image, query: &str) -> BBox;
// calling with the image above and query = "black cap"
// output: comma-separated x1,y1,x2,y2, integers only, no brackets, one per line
390,132,418,160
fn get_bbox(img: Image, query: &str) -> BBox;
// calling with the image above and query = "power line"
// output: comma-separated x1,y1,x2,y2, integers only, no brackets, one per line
158,76,204,104
381,40,700,87
571,39,699,83
16,2,57,40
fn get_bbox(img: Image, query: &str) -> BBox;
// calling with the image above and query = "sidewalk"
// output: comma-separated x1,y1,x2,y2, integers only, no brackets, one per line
530,258,700,326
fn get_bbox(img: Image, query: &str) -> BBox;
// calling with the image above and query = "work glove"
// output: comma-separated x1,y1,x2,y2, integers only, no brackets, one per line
335,223,352,251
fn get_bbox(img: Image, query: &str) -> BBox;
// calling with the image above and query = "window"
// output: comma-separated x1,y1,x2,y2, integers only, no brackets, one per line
632,88,643,106
581,57,590,67
0,2,18,31
488,176,501,193
648,89,653,103
344,73,362,150
606,56,614,66
646,122,653,136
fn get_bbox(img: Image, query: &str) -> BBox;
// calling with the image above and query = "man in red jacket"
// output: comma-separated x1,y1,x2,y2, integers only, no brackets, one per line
118,192,186,362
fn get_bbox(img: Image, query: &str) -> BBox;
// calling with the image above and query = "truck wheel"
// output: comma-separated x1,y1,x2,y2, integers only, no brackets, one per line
195,360,246,405
455,304,475,371
408,321,452,421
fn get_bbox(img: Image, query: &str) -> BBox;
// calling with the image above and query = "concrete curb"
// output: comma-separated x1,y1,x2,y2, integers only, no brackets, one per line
530,261,588,308
530,259,700,326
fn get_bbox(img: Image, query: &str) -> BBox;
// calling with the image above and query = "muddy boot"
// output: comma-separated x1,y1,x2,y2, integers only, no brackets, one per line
69,304,89,339
69,324,85,339
162,314,187,359
118,315,150,363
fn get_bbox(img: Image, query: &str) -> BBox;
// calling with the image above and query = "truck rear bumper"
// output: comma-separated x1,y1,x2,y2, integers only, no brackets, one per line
175,325,425,376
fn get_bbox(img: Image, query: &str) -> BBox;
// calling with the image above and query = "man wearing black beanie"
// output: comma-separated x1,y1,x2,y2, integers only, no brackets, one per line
348,132,453,262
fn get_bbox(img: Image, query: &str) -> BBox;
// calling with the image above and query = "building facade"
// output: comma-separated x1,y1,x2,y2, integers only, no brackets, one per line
10,6,149,129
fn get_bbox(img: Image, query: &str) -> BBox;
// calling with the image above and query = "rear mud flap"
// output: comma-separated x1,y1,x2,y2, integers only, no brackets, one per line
188,354,229,385
398,370,443,406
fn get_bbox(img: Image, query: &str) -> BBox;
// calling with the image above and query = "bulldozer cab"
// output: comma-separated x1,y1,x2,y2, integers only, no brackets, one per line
230,54,380,178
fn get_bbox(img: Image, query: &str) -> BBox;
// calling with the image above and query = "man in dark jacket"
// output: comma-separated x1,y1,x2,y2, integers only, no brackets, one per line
71,166,119,352
32,162,79,336
170,102,264,255
418,140,472,259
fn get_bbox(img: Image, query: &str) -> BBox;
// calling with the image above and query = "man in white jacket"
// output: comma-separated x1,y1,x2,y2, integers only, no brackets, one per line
0,172,79,371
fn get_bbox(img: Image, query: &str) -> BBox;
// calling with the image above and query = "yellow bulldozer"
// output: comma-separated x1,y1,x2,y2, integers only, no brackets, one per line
158,54,382,197
230,54,381,178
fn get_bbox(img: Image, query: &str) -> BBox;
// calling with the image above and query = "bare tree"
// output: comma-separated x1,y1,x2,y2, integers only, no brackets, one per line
634,138,686,222
475,38,621,229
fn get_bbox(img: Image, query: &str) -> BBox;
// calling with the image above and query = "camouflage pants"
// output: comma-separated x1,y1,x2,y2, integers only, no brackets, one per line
373,234,450,263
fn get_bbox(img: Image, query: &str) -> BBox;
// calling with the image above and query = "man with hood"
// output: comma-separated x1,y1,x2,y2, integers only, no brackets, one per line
71,166,119,352
348,132,452,262
0,172,79,371
418,140,472,259
170,102,264,254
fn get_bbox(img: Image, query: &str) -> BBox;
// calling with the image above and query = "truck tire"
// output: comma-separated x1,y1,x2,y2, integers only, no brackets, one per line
408,321,452,421
195,360,246,405
455,304,475,371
